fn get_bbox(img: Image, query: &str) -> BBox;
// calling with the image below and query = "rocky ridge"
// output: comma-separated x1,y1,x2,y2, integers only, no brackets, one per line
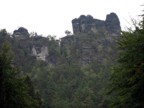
72,12,121,35
10,12,121,66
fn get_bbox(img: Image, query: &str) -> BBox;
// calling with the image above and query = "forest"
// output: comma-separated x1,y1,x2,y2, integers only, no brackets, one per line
0,10,144,108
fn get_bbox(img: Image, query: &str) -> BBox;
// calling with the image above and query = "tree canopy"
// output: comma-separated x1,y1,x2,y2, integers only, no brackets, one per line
109,12,144,108
0,42,41,108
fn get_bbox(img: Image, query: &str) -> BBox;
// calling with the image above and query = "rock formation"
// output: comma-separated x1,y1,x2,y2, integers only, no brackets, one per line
72,12,121,34
61,12,121,65
13,27,29,39
32,46,48,61
11,13,121,66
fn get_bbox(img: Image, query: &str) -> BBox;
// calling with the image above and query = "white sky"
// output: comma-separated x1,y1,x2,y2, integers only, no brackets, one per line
0,0,143,38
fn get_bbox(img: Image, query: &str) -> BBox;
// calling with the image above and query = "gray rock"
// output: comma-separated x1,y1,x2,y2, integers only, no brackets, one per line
105,13,121,34
72,12,121,35
13,27,29,39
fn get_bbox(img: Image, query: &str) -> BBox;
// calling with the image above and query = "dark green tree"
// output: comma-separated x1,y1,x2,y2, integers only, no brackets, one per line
109,13,144,108
0,42,41,108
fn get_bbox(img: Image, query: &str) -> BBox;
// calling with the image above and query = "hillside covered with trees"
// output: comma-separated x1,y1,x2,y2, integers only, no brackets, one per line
0,10,144,108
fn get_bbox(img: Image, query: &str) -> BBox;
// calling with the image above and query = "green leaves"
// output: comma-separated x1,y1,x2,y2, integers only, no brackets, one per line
109,15,144,108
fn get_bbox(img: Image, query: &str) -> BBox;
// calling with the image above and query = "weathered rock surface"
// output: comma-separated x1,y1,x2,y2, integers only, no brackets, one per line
32,46,48,61
72,12,121,35
11,13,121,66
13,27,29,39
61,32,118,65
61,12,121,65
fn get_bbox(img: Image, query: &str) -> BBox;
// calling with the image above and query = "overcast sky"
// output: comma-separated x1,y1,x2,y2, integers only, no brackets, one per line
0,0,143,38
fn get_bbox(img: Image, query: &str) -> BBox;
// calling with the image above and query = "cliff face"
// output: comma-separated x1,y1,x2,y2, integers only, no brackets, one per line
1,13,120,67
61,12,121,66
0,13,122,108
72,12,121,35
61,32,118,66
10,30,60,69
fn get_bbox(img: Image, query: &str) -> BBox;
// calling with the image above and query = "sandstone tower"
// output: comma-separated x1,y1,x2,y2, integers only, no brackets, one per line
72,12,121,34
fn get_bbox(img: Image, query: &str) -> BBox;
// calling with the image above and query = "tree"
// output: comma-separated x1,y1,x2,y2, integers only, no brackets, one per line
0,42,41,108
65,30,72,36
109,13,144,108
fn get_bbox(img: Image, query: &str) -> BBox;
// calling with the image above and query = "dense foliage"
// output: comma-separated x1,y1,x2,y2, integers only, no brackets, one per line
0,42,41,108
109,15,144,107
0,27,117,108
1,10,144,108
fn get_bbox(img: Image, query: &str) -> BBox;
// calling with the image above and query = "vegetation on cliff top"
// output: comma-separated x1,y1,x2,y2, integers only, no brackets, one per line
0,9,144,108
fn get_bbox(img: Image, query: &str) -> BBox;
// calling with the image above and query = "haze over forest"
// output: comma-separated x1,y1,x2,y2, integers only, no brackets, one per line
0,0,143,37
0,2,144,108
